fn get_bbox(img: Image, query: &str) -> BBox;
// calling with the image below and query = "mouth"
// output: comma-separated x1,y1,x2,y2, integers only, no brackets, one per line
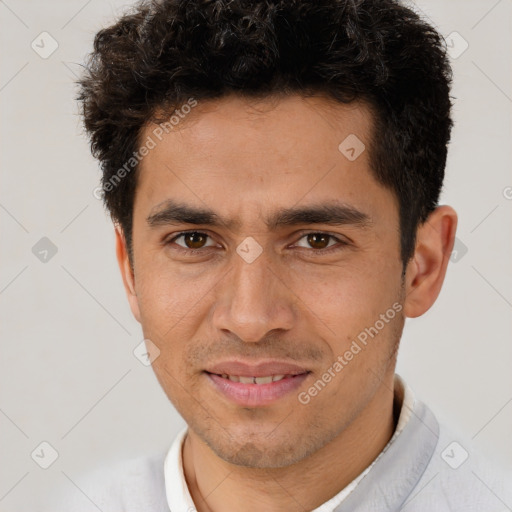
204,361,311,407
210,373,296,384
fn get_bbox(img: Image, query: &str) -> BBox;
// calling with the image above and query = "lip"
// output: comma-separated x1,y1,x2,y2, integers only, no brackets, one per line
204,359,310,407
205,359,309,378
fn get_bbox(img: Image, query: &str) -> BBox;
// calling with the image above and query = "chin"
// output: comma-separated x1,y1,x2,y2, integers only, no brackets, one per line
215,440,308,469
198,424,320,469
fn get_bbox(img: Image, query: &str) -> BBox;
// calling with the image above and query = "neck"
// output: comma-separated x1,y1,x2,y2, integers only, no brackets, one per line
182,374,398,512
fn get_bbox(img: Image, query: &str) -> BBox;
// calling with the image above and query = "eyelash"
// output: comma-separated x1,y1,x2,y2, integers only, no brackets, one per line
165,231,349,255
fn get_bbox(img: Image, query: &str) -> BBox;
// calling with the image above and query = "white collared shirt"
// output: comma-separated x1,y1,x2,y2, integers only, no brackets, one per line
164,374,415,512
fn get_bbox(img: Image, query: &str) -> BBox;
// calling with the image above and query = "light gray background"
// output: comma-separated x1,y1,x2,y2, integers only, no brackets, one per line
1,0,511,510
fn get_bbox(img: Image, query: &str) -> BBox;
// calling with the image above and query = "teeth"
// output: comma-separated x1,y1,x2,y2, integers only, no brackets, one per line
219,374,288,384
254,376,273,384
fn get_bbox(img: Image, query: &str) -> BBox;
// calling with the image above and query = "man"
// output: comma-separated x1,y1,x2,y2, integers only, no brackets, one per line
58,0,511,510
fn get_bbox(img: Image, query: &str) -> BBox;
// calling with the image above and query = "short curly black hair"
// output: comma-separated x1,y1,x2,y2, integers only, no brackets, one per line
77,0,453,268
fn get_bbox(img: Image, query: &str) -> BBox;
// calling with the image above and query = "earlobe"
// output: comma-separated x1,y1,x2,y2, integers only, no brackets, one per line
403,206,458,318
115,225,141,323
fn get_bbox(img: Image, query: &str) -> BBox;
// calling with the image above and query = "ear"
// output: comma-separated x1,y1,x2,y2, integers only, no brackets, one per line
403,205,458,318
115,225,141,323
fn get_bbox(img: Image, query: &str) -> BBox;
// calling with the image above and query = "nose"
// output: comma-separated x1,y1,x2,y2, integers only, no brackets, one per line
212,252,296,343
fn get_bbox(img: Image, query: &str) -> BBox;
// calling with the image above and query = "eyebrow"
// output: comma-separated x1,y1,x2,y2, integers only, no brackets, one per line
146,200,373,230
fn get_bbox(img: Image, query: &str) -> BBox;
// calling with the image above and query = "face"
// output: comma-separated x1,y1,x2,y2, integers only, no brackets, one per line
120,94,408,468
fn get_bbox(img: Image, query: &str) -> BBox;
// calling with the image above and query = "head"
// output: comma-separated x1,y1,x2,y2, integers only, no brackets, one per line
78,0,457,468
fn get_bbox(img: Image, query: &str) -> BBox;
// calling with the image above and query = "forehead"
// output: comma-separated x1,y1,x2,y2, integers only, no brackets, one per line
142,94,372,163
134,94,396,229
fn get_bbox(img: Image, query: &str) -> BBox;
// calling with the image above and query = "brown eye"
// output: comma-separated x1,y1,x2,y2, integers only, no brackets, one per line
173,231,215,250
294,232,345,252
306,233,331,249
184,232,207,249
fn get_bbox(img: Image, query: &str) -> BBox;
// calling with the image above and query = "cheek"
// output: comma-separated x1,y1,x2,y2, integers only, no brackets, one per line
285,262,403,379
133,257,221,340
289,259,398,327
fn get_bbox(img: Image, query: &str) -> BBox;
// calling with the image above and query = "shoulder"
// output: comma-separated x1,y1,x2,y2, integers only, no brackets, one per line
46,451,170,512
405,409,512,511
